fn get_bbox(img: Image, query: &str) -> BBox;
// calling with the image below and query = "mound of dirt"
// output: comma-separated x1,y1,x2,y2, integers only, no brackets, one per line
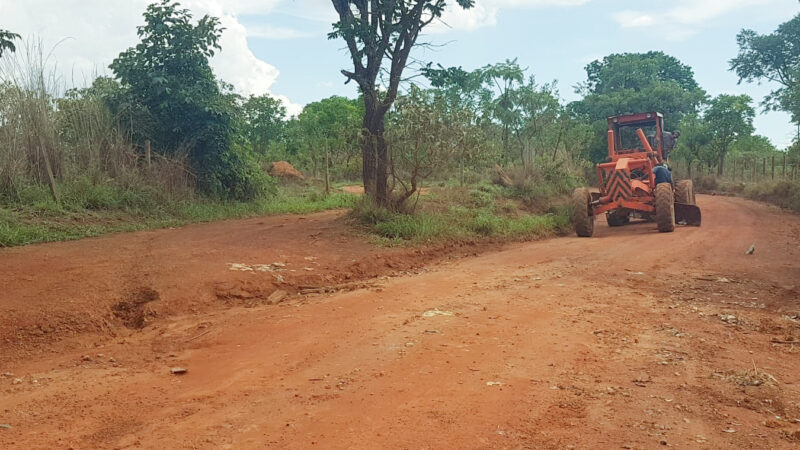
268,161,305,181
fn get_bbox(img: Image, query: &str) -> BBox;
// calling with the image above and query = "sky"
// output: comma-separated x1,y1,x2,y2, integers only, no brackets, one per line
1,0,799,147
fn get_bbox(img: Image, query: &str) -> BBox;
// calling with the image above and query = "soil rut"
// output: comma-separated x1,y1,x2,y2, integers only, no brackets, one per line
1,195,800,449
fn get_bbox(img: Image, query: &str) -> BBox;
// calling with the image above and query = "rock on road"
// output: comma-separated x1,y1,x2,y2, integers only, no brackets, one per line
1,195,800,449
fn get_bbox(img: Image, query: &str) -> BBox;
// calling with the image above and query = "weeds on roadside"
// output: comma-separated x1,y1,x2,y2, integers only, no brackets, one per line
351,183,572,245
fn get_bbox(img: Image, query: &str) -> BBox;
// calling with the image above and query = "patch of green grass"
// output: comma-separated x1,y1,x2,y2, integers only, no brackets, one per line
353,184,571,246
0,182,358,247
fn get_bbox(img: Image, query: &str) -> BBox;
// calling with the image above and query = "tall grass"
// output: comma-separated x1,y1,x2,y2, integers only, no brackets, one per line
0,38,190,204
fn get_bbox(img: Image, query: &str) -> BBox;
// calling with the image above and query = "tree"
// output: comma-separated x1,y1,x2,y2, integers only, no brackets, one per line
730,134,776,158
672,113,711,177
329,0,474,208
387,85,477,202
0,30,20,58
110,1,267,200
290,96,362,181
705,94,755,176
513,77,563,165
241,95,286,153
730,14,800,123
480,59,525,161
570,52,707,162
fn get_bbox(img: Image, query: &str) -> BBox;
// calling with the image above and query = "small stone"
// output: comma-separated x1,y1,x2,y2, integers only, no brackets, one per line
170,367,188,375
12,378,23,385
0,424,11,430
267,289,289,305
81,355,92,362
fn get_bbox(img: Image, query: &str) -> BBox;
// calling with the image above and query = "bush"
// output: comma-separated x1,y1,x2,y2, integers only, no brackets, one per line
742,180,800,211
507,159,583,210
693,175,718,192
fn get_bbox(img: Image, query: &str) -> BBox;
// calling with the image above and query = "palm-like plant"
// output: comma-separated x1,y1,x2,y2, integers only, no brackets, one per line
0,29,20,58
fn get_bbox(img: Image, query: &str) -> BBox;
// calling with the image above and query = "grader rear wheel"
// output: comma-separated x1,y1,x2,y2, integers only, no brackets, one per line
655,183,675,233
675,180,695,205
571,188,594,237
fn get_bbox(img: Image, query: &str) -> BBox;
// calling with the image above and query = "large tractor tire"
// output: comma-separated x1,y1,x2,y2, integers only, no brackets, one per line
655,183,675,233
606,211,630,227
571,188,594,237
675,180,695,205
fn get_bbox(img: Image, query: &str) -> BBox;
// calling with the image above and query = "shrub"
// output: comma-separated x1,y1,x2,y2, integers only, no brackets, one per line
742,180,800,211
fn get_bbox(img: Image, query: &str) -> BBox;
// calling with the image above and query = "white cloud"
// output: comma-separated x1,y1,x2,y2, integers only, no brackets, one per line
613,0,781,40
247,25,318,40
0,0,301,114
432,0,592,32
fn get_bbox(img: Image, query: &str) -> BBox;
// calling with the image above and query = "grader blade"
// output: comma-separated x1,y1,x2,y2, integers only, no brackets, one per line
675,203,701,226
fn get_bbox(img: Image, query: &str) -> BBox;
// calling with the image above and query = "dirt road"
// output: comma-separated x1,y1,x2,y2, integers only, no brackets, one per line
2,195,799,449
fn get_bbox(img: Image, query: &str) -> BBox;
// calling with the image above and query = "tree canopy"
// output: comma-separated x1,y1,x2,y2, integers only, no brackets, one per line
730,13,800,123
705,94,755,175
110,0,267,200
570,51,707,162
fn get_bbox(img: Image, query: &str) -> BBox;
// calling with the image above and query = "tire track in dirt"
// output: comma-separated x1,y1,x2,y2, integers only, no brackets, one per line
1,195,799,448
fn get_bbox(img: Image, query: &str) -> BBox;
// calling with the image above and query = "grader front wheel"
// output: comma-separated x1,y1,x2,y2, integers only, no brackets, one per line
571,188,594,237
655,183,675,232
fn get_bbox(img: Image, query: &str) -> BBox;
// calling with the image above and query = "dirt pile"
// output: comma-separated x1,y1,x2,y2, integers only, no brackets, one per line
268,161,305,181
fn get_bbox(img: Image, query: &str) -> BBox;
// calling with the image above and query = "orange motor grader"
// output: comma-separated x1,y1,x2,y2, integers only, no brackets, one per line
571,112,701,237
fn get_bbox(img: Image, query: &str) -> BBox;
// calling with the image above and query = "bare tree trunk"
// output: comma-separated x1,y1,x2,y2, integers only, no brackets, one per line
324,139,330,195
362,100,390,207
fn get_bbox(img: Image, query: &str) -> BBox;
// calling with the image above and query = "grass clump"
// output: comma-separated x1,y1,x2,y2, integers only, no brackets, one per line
0,182,357,247
352,183,572,245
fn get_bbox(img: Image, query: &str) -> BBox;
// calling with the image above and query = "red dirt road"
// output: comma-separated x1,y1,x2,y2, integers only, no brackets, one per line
2,195,800,449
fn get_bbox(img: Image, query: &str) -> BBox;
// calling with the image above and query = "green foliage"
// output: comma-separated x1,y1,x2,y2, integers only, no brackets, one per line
110,1,267,200
705,94,755,174
0,183,358,247
507,159,583,209
329,0,475,206
570,51,707,162
0,29,20,58
730,14,800,123
354,180,572,245
240,94,286,153
286,95,363,178
387,85,484,198
673,113,711,167
730,135,776,158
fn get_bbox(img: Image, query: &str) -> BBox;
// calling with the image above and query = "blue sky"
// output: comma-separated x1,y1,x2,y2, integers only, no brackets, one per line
4,0,799,147
244,0,800,148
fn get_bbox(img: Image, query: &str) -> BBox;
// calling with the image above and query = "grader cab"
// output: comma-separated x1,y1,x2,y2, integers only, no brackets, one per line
571,112,701,237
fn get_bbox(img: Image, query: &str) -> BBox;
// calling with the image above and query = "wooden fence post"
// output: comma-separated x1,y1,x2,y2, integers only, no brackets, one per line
145,140,152,170
741,158,745,180
784,154,787,178
771,155,775,180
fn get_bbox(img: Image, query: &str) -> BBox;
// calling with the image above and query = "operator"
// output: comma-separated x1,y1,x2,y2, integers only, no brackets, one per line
654,130,679,185
662,130,680,160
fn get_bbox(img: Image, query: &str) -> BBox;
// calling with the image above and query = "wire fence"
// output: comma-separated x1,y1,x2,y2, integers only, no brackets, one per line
671,154,799,182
